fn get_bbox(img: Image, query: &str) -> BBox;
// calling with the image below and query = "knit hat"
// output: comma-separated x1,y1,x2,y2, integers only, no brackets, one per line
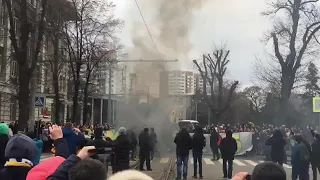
251,162,286,180
118,127,127,135
5,134,37,161
0,123,9,136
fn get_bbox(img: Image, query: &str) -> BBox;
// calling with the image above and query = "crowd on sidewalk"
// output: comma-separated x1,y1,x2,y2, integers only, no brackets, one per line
0,120,160,180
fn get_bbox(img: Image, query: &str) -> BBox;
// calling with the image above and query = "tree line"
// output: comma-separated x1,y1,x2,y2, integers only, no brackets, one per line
4,0,122,130
192,0,320,126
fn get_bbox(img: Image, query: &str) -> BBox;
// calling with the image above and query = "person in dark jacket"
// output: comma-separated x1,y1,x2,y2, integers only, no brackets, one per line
150,127,157,160
139,127,152,171
219,130,237,180
192,126,206,179
291,135,310,180
113,127,131,173
128,128,138,161
86,127,113,165
0,123,9,170
174,127,192,180
266,129,287,166
311,133,320,180
0,134,37,180
63,122,85,154
210,127,220,161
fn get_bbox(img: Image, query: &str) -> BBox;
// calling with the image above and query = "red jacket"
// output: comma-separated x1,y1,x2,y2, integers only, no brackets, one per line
26,156,65,180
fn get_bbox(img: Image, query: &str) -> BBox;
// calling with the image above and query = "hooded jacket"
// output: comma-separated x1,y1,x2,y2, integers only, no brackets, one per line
26,156,65,180
174,128,192,157
63,128,85,154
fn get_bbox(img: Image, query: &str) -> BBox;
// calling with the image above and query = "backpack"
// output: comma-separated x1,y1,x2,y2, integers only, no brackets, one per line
300,143,310,161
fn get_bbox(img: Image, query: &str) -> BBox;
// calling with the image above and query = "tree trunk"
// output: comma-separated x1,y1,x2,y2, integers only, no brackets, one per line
17,54,31,131
52,35,61,125
82,81,89,125
276,69,295,124
71,64,81,123
53,75,60,124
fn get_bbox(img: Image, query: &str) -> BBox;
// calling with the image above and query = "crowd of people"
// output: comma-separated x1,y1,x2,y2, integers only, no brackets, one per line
174,122,320,180
0,121,159,180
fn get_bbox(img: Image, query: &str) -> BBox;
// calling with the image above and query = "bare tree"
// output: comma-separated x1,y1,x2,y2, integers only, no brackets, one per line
4,0,48,130
193,46,239,123
243,86,266,112
63,0,122,123
262,0,320,123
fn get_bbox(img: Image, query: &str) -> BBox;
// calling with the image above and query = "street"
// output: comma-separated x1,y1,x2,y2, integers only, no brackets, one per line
155,155,312,180
41,153,315,180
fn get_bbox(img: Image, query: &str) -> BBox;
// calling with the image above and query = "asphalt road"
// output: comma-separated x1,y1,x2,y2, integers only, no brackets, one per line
153,155,313,180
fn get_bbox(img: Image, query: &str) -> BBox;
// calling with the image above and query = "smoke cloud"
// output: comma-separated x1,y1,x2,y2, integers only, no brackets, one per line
120,0,207,154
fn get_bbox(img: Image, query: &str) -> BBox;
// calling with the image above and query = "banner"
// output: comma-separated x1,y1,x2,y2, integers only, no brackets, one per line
203,132,253,156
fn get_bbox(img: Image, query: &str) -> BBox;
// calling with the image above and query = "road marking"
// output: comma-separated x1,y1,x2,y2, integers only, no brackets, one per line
233,160,246,166
203,158,214,165
283,164,292,169
160,158,169,164
259,160,264,163
189,158,194,164
244,160,258,166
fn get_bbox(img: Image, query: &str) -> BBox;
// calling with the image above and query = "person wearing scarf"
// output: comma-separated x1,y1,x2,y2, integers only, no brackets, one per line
0,134,37,180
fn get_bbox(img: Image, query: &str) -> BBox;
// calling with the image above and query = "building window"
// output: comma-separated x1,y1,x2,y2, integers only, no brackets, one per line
11,61,17,77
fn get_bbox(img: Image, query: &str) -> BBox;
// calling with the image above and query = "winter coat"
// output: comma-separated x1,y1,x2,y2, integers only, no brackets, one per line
192,132,206,152
62,128,85,154
0,166,31,180
113,134,131,172
139,131,151,155
0,135,8,170
210,130,219,149
291,143,310,171
311,139,320,167
26,156,65,180
266,130,286,162
220,133,237,160
47,155,81,180
174,129,192,157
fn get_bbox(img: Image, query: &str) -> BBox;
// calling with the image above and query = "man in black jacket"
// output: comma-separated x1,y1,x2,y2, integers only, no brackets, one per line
220,130,237,180
139,128,152,171
174,127,192,180
113,127,131,173
192,126,206,179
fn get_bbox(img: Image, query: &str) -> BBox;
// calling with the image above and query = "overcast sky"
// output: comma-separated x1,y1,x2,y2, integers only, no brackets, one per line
113,0,273,87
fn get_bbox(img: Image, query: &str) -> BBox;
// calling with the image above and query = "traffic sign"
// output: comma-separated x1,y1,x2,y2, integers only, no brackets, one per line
35,96,45,108
313,97,320,112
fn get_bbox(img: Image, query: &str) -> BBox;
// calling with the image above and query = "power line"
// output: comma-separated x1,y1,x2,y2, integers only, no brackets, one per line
134,0,159,54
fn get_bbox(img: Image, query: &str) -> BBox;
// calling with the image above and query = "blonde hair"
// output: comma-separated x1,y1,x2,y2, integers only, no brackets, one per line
108,170,154,180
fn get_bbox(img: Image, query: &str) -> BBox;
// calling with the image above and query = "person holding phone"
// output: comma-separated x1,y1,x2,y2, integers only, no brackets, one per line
62,122,85,155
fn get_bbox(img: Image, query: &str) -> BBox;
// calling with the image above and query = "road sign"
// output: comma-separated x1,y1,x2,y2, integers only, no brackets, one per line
313,97,320,112
35,96,45,108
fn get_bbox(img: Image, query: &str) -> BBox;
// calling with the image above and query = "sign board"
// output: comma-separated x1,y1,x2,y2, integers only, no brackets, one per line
35,96,45,108
313,97,320,112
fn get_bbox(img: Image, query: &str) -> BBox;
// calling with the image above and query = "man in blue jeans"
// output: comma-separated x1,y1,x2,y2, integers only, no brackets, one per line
174,128,192,180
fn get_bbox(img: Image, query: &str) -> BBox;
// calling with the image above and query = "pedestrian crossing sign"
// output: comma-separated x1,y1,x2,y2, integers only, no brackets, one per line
35,96,45,108
313,97,320,112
